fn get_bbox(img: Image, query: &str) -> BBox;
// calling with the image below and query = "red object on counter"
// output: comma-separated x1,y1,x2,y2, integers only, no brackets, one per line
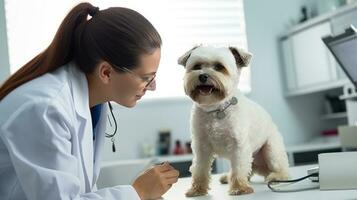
321,129,338,136
173,140,185,155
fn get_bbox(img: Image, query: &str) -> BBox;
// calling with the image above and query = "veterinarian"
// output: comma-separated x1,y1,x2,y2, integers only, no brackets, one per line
0,2,179,200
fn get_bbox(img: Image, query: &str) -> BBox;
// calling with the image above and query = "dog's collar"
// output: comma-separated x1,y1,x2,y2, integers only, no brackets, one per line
207,96,238,119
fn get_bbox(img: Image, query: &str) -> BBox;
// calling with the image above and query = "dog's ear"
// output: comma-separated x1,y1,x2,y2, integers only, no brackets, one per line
178,45,200,67
229,47,252,68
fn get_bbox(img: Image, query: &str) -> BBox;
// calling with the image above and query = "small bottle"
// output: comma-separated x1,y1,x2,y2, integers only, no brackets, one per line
185,141,192,154
173,140,184,155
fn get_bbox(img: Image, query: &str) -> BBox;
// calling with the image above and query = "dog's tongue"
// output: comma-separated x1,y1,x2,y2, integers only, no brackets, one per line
198,85,214,96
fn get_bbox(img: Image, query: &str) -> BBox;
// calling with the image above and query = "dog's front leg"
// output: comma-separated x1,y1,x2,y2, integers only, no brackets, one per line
185,146,214,197
228,145,254,195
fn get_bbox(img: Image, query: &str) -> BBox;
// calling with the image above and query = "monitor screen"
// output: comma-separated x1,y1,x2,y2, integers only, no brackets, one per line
329,36,357,83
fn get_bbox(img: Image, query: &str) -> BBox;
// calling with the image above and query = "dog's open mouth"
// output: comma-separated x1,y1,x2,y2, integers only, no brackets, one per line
196,85,216,96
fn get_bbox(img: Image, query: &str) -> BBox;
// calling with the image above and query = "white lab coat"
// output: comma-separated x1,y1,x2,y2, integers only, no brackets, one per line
0,62,141,200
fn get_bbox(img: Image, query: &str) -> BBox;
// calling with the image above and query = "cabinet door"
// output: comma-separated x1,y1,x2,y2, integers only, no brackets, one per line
281,38,297,91
331,9,357,35
291,21,336,88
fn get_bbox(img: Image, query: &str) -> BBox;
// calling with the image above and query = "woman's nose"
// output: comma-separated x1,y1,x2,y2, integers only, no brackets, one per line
145,80,156,91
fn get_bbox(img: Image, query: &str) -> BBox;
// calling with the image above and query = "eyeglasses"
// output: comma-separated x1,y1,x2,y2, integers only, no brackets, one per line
111,63,156,88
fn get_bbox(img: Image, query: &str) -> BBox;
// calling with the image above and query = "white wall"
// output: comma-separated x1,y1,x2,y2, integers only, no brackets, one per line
243,0,325,145
102,98,193,161
0,0,10,83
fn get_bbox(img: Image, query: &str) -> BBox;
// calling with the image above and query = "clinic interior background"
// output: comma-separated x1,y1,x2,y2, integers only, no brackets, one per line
0,0,346,162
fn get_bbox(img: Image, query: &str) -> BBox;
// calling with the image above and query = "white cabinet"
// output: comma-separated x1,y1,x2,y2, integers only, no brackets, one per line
331,9,357,35
281,21,343,96
280,6,357,96
291,21,336,88
281,39,297,91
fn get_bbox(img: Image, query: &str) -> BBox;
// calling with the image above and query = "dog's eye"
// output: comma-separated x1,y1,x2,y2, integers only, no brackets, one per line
214,63,225,71
192,64,202,70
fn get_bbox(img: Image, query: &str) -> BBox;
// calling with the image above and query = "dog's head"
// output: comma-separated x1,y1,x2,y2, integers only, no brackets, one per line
178,46,252,106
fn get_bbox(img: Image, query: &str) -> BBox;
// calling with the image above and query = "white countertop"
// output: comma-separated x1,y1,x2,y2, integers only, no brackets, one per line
162,165,357,200
285,136,341,153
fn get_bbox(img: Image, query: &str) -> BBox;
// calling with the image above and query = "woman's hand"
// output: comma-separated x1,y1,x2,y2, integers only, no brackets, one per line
132,162,180,200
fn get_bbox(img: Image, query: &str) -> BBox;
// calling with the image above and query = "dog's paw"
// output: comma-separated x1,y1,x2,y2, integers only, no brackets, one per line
265,172,289,182
185,187,208,197
228,186,254,195
219,174,228,184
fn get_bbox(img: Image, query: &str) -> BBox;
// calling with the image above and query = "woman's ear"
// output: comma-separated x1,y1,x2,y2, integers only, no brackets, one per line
97,61,113,84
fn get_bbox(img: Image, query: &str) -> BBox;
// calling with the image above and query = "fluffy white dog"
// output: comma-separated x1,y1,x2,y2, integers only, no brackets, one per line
178,46,289,197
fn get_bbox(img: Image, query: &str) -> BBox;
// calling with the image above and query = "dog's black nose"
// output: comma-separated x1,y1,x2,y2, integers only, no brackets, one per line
199,74,209,83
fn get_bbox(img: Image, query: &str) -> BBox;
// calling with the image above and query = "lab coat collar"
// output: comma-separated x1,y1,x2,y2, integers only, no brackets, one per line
68,62,91,119
67,62,94,190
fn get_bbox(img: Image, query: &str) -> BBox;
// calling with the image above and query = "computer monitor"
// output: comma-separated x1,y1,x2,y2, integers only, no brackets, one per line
322,25,357,88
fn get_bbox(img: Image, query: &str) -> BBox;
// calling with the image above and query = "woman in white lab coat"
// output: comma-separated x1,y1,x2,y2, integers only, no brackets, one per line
0,2,179,200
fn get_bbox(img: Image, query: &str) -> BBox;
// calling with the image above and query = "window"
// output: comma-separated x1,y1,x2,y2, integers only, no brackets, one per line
4,0,250,98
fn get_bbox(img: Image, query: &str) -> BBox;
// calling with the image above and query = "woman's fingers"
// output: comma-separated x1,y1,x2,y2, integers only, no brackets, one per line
157,162,174,172
161,170,179,187
162,169,180,179
165,176,179,185
153,162,179,189
163,183,173,191
132,162,179,200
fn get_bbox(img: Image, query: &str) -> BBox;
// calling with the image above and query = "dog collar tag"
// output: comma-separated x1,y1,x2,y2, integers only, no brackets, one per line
230,97,238,105
208,96,238,119
216,111,226,119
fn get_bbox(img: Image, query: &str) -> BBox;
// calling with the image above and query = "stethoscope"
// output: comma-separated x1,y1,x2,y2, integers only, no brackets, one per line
106,102,118,152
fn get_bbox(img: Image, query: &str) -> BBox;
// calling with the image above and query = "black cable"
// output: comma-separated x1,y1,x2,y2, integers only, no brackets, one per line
267,172,319,192
106,102,117,152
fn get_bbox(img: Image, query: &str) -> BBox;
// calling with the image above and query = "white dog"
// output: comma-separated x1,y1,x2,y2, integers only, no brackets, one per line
178,46,289,196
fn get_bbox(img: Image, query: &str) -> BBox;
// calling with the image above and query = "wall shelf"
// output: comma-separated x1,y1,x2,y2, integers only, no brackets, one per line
321,112,347,120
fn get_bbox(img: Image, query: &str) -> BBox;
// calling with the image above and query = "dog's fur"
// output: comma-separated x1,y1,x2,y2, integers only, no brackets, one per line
179,46,289,196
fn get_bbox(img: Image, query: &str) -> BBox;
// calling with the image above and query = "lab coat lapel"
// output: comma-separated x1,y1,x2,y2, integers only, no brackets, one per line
68,63,94,190
92,104,108,185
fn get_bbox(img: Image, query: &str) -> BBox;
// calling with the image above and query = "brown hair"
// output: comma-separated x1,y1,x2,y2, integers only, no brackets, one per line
0,2,161,100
